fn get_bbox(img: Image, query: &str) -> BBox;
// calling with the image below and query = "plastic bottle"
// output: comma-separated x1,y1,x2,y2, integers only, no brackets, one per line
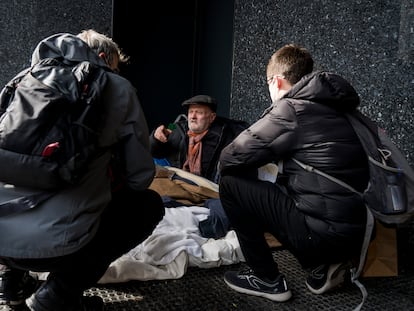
385,174,407,214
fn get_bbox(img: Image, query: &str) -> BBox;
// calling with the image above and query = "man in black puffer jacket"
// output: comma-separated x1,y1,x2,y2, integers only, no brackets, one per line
150,95,249,183
219,44,369,302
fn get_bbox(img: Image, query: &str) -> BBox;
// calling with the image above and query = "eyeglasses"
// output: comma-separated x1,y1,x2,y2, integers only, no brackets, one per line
267,74,285,85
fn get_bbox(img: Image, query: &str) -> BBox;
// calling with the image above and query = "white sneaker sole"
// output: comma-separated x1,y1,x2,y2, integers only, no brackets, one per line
224,278,292,302
306,263,348,295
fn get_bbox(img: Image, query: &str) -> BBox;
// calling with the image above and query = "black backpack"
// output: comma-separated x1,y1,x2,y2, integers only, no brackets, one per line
0,53,108,191
292,109,414,311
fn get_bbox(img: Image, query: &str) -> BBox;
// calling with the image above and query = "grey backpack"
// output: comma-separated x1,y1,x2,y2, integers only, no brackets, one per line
293,109,414,311
0,50,108,190
0,34,109,216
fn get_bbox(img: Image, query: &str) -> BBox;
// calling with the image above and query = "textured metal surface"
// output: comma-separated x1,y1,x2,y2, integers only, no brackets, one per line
1,225,413,311
90,247,414,311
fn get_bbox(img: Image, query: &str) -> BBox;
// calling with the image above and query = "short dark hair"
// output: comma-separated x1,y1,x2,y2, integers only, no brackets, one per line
267,44,313,85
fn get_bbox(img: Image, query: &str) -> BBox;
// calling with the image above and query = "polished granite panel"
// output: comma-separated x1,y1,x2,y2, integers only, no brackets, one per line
0,0,112,86
231,0,414,163
1,0,413,163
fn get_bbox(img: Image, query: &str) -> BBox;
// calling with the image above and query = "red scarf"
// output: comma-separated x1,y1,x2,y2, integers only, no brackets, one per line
183,129,208,175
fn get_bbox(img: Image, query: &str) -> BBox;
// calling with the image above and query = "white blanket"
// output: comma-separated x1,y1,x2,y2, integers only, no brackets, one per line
98,205,245,284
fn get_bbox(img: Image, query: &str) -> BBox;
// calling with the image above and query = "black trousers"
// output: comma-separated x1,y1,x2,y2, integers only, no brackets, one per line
219,175,326,278
0,188,164,297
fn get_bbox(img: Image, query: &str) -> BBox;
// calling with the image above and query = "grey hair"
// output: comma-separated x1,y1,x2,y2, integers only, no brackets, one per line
77,29,129,65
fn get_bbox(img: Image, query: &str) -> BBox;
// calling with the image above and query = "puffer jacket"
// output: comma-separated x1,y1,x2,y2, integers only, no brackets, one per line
0,33,155,258
150,116,249,182
219,71,369,245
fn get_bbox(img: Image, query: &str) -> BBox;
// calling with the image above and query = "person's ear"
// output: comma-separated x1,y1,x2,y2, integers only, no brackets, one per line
98,52,106,59
98,52,108,65
210,112,217,122
276,76,283,89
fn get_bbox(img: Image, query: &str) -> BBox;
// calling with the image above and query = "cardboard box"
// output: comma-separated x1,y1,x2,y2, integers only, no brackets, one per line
362,222,398,277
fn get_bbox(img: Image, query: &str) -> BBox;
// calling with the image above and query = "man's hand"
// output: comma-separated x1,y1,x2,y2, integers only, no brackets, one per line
154,125,172,143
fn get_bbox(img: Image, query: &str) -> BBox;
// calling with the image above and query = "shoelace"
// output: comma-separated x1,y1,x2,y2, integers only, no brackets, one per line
238,267,255,276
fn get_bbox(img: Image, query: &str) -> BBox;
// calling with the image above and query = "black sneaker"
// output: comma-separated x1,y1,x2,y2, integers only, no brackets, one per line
305,262,350,295
224,267,292,302
0,269,38,307
26,282,104,311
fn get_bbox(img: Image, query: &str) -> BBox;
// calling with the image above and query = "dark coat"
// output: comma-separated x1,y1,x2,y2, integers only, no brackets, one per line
0,33,154,258
150,116,249,182
219,71,370,245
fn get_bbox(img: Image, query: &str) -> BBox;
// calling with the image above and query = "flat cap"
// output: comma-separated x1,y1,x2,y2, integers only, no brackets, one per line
181,94,217,112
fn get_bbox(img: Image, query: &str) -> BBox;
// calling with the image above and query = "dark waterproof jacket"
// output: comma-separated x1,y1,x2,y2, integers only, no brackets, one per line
219,71,369,247
0,33,154,258
150,116,249,182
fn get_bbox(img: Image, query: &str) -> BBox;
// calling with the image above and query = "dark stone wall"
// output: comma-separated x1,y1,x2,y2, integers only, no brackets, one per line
0,0,112,86
1,0,413,164
231,0,414,164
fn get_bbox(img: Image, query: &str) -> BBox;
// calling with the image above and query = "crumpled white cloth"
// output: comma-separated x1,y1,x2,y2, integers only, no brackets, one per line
98,206,244,283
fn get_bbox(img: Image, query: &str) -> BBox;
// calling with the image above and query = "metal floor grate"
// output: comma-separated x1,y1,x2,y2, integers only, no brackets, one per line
1,225,413,311
89,247,414,311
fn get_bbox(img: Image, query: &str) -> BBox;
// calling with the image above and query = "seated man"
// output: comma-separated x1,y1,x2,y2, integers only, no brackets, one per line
150,94,249,183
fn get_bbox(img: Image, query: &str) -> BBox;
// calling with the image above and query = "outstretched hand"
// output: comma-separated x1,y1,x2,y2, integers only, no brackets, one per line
154,125,172,143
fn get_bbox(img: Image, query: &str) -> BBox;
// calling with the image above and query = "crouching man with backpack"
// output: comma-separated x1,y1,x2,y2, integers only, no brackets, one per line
218,44,370,302
0,30,164,310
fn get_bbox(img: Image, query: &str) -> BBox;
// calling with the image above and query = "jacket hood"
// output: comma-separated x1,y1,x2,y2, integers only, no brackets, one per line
285,71,360,112
31,33,107,68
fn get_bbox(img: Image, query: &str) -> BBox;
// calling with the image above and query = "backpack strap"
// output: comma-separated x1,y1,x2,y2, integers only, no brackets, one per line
291,158,359,193
350,206,375,311
173,113,188,124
